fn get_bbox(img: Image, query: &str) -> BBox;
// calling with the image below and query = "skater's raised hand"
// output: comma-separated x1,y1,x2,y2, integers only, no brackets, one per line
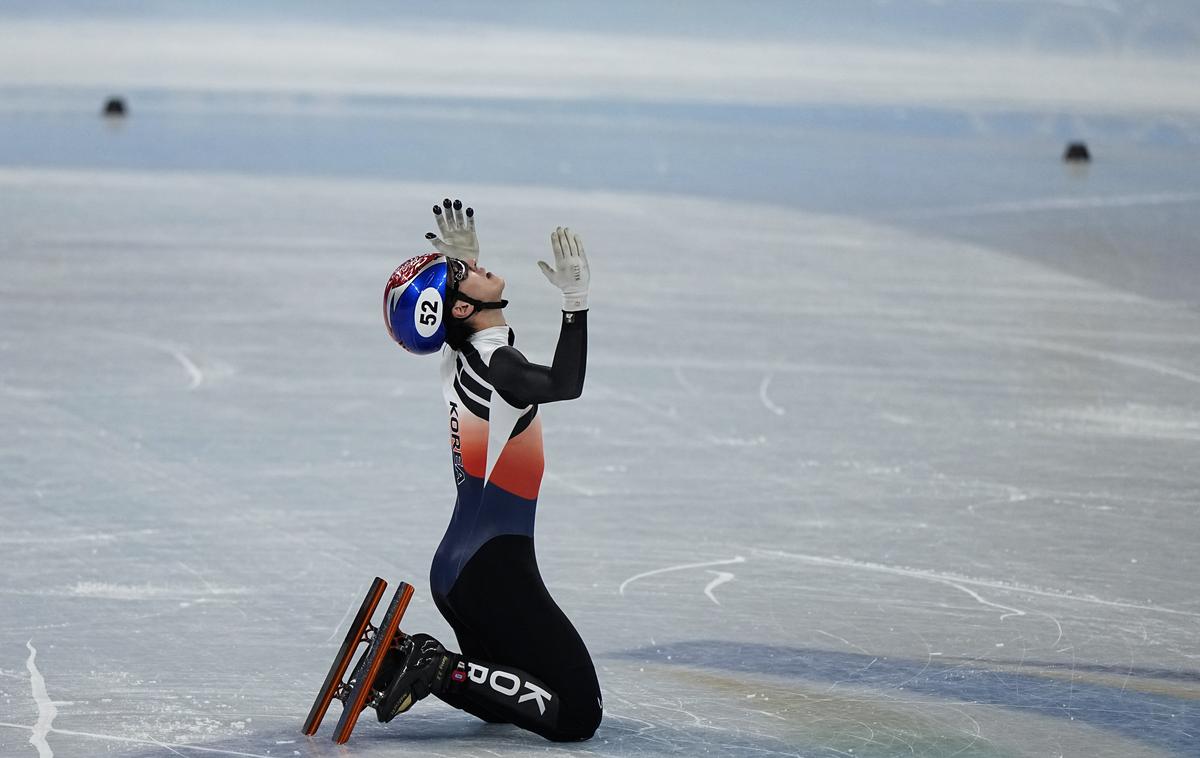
424,198,479,260
538,227,590,312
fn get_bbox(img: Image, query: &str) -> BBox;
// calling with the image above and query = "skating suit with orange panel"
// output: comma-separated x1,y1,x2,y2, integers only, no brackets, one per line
430,313,587,601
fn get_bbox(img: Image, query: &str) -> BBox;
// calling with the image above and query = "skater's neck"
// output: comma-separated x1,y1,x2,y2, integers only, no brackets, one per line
466,310,507,332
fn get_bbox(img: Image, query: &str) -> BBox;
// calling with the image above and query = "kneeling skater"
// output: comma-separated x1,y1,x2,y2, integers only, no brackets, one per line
378,199,600,742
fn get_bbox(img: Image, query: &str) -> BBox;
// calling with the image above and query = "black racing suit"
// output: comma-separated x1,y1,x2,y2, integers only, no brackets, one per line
429,311,600,741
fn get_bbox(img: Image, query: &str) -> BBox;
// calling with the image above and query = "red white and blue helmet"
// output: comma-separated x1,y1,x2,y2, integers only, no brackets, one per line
384,253,449,355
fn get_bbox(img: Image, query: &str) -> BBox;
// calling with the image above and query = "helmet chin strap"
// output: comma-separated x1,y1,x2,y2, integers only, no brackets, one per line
453,293,508,316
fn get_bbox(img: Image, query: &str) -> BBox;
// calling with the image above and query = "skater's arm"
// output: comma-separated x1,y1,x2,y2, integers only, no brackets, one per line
491,226,591,407
491,311,587,406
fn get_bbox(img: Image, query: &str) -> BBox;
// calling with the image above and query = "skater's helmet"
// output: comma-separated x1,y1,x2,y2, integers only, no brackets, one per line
384,253,452,354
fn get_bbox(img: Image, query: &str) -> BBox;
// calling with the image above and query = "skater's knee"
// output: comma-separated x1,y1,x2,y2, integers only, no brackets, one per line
546,699,602,742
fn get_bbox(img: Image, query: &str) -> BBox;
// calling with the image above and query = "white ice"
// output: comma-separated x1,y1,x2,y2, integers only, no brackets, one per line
1,2,1198,757
1,169,1196,757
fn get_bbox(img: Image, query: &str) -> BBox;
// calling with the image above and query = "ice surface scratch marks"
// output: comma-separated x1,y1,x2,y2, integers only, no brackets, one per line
0,722,277,757
24,640,57,758
544,470,598,497
164,344,205,390
85,331,209,389
938,579,1026,620
814,629,871,655
1005,334,1200,387
620,556,745,599
703,571,736,605
928,324,1200,388
672,365,701,396
758,373,786,416
756,549,1200,618
326,592,362,643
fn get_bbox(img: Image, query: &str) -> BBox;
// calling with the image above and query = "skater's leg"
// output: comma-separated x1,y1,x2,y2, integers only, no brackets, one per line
431,591,512,725
437,688,513,725
446,657,600,742
440,535,602,741
443,657,599,741
378,637,599,742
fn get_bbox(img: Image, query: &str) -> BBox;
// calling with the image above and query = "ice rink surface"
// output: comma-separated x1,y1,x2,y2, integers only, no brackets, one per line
2,2,1199,757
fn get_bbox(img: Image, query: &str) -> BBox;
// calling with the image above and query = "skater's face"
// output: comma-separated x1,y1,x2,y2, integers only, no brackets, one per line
449,258,504,319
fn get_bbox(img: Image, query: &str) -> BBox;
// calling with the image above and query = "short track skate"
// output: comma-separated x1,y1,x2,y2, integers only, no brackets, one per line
302,577,415,743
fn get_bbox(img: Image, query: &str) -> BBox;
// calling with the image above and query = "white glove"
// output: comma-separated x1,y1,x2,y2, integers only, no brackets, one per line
425,198,479,260
538,227,590,312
